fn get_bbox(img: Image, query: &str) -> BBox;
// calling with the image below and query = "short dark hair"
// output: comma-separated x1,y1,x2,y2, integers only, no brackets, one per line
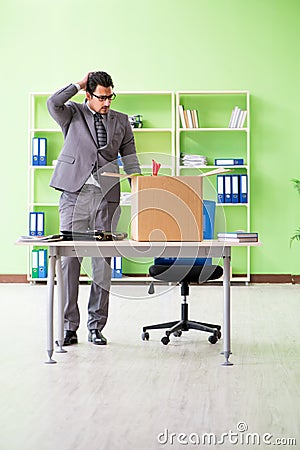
87,71,114,94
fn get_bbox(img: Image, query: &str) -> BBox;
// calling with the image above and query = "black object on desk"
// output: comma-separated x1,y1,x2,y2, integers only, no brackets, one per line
60,230,128,241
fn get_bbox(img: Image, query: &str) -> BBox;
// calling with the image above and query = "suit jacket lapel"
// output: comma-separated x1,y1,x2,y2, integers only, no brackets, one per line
106,109,116,144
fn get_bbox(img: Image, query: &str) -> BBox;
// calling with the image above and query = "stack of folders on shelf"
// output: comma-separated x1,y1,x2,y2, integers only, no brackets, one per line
228,107,247,128
217,231,258,243
32,249,48,278
178,105,199,128
32,137,47,166
29,212,45,236
18,234,63,242
181,154,207,167
217,174,248,203
111,257,122,279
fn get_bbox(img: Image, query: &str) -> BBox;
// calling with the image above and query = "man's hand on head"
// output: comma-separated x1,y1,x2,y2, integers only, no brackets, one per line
76,72,94,91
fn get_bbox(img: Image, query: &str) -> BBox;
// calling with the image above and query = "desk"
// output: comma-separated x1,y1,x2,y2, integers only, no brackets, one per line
17,239,261,366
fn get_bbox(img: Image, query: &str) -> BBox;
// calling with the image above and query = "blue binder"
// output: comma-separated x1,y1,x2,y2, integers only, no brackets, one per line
36,212,45,236
217,175,225,203
38,249,48,278
154,200,216,266
32,138,39,166
224,175,232,203
239,174,248,203
38,138,47,166
111,258,115,278
214,158,244,166
231,175,239,203
114,257,122,278
29,212,37,236
111,257,122,278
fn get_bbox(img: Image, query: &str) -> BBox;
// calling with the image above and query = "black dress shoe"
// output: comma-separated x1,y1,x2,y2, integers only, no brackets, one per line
63,330,78,346
88,329,107,345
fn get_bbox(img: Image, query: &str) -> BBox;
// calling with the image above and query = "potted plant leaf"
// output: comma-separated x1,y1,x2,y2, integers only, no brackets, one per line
290,178,300,244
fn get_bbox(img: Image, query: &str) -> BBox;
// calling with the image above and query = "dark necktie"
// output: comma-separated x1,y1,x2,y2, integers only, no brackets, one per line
94,113,107,148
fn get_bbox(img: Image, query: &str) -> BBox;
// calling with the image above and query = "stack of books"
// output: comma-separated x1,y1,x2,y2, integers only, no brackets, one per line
228,107,247,128
181,154,207,167
217,231,258,242
178,105,199,128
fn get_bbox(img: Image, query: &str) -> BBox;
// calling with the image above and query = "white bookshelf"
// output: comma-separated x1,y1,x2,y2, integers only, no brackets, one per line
27,89,251,282
176,90,251,281
27,91,175,282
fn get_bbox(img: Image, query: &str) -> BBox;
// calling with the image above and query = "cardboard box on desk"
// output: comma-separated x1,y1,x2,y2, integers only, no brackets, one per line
131,176,202,241
102,168,229,242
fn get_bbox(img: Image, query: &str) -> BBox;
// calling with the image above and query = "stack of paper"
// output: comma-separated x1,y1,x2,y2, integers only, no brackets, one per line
120,192,132,205
217,231,258,242
181,154,207,167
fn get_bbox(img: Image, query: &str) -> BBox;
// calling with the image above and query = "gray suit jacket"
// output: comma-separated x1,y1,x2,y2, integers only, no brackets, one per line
47,84,141,202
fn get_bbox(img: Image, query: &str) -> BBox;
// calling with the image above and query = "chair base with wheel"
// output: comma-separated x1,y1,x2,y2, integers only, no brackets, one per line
142,264,223,345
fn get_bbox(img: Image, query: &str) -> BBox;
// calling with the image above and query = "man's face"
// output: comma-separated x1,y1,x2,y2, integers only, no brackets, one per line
87,85,114,115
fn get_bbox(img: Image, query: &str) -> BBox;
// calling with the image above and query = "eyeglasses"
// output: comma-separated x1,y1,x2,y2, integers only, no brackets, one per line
92,92,116,102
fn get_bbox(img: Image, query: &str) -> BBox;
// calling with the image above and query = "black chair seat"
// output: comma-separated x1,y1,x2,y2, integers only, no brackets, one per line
149,264,223,284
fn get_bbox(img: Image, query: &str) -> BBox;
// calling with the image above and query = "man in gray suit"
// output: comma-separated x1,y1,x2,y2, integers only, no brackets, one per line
47,71,141,346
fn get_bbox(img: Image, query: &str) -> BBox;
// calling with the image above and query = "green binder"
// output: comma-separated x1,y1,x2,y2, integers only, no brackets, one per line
32,249,39,278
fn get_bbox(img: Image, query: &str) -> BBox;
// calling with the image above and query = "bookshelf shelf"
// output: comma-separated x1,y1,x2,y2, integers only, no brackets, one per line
30,164,175,171
31,203,58,207
133,128,173,132
179,127,248,132
215,203,249,207
30,166,55,170
179,165,249,170
30,128,60,133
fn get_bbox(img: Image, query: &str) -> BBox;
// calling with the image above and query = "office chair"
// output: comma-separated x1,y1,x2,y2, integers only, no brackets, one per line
142,263,223,345
141,200,223,345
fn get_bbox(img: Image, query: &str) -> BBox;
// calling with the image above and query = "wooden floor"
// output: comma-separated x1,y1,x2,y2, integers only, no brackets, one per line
0,283,299,450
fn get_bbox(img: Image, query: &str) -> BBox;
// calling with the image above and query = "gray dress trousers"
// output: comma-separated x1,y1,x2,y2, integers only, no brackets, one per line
59,184,120,331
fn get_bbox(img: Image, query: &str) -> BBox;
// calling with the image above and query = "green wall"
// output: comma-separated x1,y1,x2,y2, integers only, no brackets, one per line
1,0,300,275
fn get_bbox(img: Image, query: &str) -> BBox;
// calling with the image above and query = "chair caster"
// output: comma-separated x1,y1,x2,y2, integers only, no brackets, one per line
208,334,218,344
216,330,222,339
142,331,150,341
161,336,170,345
173,330,182,337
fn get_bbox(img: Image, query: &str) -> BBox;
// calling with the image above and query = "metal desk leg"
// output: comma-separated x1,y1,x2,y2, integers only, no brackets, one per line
45,254,57,364
55,255,67,354
222,249,233,366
